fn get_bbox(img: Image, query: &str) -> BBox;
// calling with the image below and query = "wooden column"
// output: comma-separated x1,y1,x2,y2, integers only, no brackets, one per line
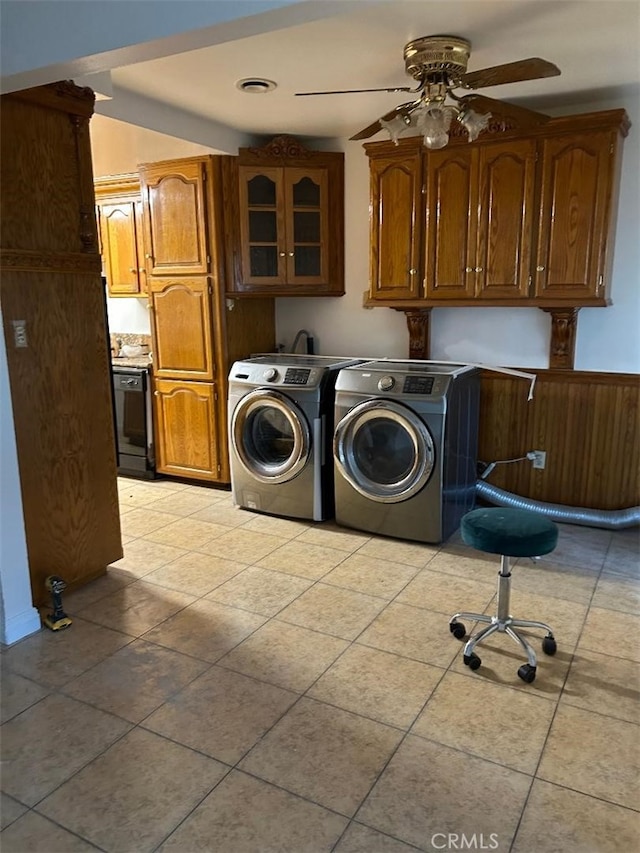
399,308,432,359
543,308,580,370
1,82,122,607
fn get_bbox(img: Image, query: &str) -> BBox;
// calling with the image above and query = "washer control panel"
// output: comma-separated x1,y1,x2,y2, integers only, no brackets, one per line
284,368,312,385
403,375,435,395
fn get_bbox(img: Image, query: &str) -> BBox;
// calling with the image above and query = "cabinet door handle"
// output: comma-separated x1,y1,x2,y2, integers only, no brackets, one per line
129,268,136,273
138,268,146,274
408,268,417,275
279,252,286,257
288,252,294,257
465,267,474,273
145,253,153,260
536,265,545,272
475,267,483,273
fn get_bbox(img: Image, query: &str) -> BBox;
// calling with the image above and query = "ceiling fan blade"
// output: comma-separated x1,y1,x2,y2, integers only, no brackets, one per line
460,58,560,89
349,104,413,142
460,93,550,127
295,86,412,96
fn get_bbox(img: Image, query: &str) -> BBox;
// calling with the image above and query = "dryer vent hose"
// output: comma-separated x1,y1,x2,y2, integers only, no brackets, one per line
476,480,640,530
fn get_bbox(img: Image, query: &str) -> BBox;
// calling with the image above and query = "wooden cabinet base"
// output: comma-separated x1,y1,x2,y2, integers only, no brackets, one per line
153,379,224,482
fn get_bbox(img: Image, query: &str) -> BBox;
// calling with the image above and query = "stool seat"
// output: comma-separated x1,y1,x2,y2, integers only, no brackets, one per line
461,507,558,558
450,507,559,684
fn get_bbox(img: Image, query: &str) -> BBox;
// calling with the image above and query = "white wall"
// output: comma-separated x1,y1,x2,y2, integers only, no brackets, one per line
0,312,42,645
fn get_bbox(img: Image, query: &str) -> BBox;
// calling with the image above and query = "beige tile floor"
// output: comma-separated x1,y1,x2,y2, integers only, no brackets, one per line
1,476,639,852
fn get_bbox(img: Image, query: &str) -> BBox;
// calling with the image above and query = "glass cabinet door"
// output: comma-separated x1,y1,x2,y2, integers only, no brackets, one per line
284,168,328,285
238,167,286,284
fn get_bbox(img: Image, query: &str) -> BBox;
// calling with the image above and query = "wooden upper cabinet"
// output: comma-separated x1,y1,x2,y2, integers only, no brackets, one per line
148,277,215,380
475,139,536,299
364,109,628,309
238,166,287,285
534,130,615,300
424,147,478,299
424,139,535,300
140,158,210,277
225,137,344,297
95,175,146,297
369,151,423,300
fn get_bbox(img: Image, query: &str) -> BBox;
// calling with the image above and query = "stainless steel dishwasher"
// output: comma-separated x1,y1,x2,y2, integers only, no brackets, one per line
111,367,155,478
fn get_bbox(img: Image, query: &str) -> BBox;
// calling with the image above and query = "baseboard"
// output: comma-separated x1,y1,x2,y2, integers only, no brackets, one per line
1,605,41,645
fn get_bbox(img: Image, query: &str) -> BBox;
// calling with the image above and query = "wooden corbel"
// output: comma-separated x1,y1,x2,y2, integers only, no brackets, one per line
395,308,432,359
542,307,581,370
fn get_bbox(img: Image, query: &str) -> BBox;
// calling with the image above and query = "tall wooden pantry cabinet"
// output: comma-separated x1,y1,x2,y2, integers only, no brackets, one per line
139,156,275,482
0,81,122,606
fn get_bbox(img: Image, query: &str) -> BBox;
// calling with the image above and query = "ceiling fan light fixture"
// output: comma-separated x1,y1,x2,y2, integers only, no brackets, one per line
380,112,412,145
459,107,492,141
416,105,457,149
236,78,277,94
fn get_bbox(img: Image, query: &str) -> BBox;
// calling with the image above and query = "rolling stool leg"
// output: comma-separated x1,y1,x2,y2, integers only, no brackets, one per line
462,621,500,670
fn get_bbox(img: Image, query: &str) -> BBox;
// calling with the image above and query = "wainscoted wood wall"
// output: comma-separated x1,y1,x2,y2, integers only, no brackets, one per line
478,369,639,510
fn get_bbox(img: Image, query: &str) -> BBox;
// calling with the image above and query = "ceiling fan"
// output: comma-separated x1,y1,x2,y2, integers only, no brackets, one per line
295,35,561,148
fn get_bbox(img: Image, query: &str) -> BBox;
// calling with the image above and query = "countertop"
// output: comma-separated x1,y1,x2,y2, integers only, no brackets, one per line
111,356,153,370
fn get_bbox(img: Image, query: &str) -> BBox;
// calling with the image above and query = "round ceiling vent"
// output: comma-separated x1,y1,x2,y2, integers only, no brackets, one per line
236,78,277,94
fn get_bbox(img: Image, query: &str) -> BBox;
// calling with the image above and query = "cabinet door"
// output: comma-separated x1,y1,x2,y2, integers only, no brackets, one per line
141,160,209,276
148,278,215,380
424,148,478,299
369,153,423,300
238,166,287,285
475,139,536,299
99,200,142,295
283,167,329,286
154,379,221,481
535,131,613,299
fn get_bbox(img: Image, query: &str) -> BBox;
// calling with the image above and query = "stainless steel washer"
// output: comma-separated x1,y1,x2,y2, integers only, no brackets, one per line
228,354,363,520
333,361,480,543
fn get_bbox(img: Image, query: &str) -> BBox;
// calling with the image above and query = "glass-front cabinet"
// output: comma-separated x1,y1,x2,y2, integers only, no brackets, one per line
226,137,344,297
239,166,328,288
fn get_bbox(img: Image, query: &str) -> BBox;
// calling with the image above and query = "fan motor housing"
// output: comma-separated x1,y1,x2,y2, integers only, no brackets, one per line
404,35,471,82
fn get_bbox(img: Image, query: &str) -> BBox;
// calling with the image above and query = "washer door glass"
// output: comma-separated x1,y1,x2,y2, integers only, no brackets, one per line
334,399,435,503
232,389,310,484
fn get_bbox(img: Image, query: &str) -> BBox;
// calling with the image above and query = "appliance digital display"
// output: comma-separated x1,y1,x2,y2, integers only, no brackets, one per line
403,375,434,395
284,368,311,385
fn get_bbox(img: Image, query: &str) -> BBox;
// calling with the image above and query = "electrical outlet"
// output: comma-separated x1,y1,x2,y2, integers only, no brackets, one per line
532,450,546,470
12,320,28,348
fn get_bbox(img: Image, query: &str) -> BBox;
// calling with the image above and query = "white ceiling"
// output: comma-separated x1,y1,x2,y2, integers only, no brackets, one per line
105,0,639,142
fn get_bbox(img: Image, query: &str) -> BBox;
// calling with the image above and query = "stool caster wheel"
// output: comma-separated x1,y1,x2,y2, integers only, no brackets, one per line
542,635,557,656
450,621,466,640
518,664,537,684
464,652,481,671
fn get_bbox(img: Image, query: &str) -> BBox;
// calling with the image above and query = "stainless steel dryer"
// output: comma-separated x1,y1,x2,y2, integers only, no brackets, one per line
333,361,480,543
228,354,363,521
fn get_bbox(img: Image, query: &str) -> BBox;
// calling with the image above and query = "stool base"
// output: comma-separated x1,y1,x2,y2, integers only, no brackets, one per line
449,557,557,684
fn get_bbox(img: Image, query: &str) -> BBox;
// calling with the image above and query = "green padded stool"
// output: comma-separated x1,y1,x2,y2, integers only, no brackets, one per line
449,507,559,684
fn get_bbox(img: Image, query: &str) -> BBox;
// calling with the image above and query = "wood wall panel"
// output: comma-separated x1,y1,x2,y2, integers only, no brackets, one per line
478,369,640,510
1,83,121,608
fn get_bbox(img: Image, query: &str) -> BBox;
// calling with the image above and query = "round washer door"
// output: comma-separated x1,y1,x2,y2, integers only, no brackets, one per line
231,389,310,484
334,399,435,503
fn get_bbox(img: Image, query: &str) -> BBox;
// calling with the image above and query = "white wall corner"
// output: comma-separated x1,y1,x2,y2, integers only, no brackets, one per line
0,603,41,646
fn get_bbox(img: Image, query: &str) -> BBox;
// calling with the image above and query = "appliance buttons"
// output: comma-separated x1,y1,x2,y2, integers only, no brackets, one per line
263,368,279,382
